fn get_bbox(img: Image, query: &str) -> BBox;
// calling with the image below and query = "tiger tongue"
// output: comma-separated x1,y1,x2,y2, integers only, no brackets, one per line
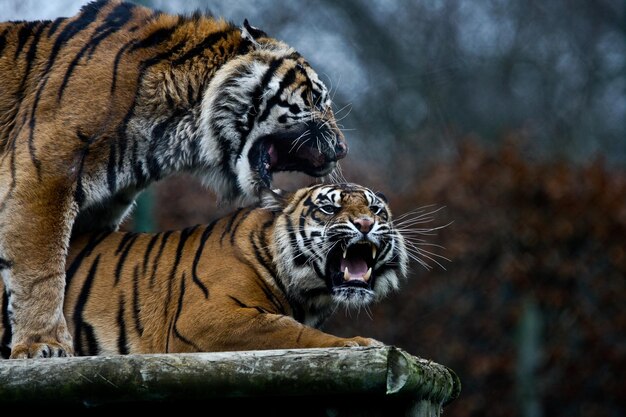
340,258,368,277
268,143,278,167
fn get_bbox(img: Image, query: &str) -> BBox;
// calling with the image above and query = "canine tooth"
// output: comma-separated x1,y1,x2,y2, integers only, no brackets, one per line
343,248,347,259
363,267,372,282
343,267,350,281
372,245,377,259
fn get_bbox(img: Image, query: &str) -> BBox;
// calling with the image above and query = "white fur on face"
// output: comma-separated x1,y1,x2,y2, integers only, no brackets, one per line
273,185,408,319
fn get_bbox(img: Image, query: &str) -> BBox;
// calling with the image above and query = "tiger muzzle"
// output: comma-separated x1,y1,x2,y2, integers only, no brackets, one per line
251,122,346,187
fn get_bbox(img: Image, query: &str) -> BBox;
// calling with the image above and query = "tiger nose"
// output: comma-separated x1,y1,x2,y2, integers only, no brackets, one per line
334,141,348,160
353,217,374,234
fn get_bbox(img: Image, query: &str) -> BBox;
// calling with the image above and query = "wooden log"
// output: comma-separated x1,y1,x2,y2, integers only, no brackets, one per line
0,346,460,416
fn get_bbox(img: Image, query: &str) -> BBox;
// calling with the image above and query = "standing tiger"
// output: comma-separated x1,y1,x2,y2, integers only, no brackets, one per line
0,1,347,358
0,184,407,356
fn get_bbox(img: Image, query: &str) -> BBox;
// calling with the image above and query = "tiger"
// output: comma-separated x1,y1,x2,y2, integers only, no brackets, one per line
0,0,347,358
0,183,407,357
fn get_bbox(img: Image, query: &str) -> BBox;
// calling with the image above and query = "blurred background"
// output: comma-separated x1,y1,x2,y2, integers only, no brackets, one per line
2,1,624,415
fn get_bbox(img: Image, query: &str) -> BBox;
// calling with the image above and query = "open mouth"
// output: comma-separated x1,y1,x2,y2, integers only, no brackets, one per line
327,241,378,291
250,131,338,187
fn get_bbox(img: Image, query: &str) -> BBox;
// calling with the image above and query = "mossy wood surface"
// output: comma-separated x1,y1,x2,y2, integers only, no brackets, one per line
0,346,460,416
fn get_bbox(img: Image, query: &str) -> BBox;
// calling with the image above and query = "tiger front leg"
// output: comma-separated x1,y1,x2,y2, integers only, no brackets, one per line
175,305,384,352
0,181,77,358
235,313,385,349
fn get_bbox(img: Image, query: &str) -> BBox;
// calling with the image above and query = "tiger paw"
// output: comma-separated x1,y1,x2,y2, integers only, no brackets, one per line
340,337,385,347
10,341,73,359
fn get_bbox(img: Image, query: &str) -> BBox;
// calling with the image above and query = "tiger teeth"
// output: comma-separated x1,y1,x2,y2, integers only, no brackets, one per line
343,248,347,259
372,245,377,259
343,266,350,281
363,267,372,282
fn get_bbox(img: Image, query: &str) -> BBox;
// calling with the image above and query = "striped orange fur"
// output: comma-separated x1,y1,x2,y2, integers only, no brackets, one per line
0,183,407,356
0,1,346,358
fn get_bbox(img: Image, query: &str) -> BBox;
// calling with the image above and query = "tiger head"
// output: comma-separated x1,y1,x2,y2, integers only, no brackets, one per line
265,183,408,325
201,21,347,202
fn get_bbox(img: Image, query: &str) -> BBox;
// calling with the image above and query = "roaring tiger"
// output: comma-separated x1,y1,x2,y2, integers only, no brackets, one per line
0,183,406,357
0,1,347,358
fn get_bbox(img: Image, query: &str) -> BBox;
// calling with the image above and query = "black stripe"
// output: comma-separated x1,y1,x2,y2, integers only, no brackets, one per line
186,81,196,103
66,231,112,286
257,67,297,124
378,239,392,258
115,232,137,255
132,265,143,336
111,9,167,92
150,230,173,287
13,22,37,60
164,226,198,316
131,138,148,186
312,261,325,282
228,295,248,308
253,273,285,315
73,131,92,207
191,222,218,299
253,219,279,279
130,25,179,52
110,40,134,94
117,294,129,354
145,130,163,179
58,2,134,101
47,17,64,38
114,233,140,285
73,255,101,356
193,274,209,299
229,295,268,315
246,58,284,134
81,322,99,356
1,291,11,359
165,321,172,353
172,274,202,351
142,233,161,273
18,24,46,94
249,227,285,313
0,258,12,270
88,2,134,58
284,191,312,216
220,208,244,244
27,113,42,178
215,119,236,181
0,28,10,57
229,208,254,246
170,29,230,66
111,22,180,97
286,216,306,266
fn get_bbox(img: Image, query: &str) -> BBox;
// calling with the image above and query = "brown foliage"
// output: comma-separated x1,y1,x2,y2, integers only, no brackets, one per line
328,141,626,417
136,141,625,416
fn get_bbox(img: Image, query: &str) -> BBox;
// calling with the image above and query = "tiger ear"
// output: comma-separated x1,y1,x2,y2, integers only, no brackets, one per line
260,188,287,212
241,19,267,47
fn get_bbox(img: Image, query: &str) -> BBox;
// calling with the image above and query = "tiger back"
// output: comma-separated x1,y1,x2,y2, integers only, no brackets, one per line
0,183,408,356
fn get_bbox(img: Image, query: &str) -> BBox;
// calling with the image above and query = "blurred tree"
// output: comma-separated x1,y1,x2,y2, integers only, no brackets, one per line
2,0,623,173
